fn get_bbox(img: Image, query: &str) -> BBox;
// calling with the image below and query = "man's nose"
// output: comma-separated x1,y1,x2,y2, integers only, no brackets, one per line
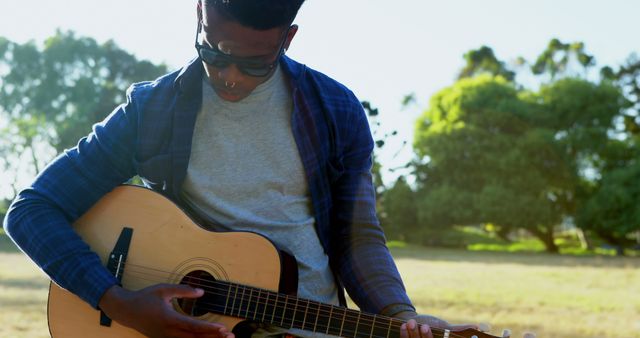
218,63,244,84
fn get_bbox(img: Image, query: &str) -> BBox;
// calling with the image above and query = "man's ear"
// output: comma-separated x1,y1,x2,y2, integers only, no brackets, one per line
196,0,203,23
283,24,299,53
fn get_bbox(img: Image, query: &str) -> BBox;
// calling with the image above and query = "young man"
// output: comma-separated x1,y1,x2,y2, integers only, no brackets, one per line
4,1,475,337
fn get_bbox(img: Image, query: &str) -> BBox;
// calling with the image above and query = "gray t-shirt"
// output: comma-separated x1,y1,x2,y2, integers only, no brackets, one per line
181,67,340,336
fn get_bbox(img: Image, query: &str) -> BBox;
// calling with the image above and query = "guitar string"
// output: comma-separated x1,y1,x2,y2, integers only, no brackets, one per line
124,265,417,327
124,267,470,338
120,264,474,338
111,263,475,338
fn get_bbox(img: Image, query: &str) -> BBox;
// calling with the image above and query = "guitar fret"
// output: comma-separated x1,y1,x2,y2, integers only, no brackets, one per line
230,284,238,316
370,314,376,338
292,298,299,329
339,307,346,337
292,298,305,330
313,301,320,332
215,283,402,338
280,296,289,327
386,318,392,338
271,293,279,325
238,286,246,317
246,288,253,319
223,283,232,315
302,300,309,329
326,305,344,337
326,305,333,334
315,303,331,334
261,291,269,323
253,289,260,320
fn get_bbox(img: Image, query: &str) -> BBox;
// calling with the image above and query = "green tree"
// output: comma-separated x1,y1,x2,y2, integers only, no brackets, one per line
458,46,515,82
362,101,385,195
361,100,410,229
381,177,417,241
536,78,624,159
0,31,167,198
531,38,595,79
537,78,629,249
413,75,571,252
602,53,640,136
410,39,632,252
576,159,640,253
0,198,8,222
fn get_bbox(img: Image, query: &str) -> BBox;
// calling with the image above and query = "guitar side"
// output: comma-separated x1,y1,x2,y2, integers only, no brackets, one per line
47,185,289,338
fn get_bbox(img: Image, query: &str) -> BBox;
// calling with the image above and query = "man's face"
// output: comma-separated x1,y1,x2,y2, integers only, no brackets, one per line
198,4,297,102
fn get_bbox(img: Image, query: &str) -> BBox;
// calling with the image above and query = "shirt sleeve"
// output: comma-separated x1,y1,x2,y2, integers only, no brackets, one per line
329,97,415,314
3,85,140,308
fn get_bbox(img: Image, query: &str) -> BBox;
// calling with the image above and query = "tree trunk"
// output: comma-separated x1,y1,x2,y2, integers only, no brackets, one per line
30,144,41,175
496,226,513,243
527,226,559,253
575,227,592,250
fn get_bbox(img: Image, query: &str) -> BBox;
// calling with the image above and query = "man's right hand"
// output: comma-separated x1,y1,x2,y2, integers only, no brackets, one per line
98,284,235,338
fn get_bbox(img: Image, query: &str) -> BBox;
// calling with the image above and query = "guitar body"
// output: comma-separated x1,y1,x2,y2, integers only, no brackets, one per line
47,185,509,338
47,185,295,338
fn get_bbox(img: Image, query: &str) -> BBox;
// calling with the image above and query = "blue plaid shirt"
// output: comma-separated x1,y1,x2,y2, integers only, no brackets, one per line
4,56,413,315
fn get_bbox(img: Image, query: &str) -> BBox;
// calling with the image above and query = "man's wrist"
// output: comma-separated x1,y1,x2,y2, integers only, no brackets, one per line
98,284,126,315
380,303,416,318
391,310,419,320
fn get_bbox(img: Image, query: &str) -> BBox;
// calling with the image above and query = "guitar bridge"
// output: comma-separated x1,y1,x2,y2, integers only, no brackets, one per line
100,227,134,327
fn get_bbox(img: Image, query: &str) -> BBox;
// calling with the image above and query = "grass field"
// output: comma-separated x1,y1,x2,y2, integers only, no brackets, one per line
1,237,639,338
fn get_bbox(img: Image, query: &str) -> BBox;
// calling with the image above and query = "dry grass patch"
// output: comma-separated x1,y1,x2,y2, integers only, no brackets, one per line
1,245,638,338
390,246,640,338
0,253,50,338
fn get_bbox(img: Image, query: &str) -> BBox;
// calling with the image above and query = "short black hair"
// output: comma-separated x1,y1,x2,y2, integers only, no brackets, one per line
204,0,305,30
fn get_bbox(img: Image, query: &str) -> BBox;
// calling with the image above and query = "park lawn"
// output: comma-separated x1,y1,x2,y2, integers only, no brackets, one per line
0,252,50,338
1,241,639,338
389,245,640,338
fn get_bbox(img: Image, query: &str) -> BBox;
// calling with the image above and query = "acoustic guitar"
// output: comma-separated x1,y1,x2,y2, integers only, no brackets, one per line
47,185,518,338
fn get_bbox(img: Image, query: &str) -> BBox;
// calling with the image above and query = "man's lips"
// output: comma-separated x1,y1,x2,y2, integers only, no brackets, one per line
214,86,243,100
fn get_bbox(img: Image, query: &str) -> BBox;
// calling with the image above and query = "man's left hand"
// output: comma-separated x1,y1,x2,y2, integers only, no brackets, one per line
394,311,479,338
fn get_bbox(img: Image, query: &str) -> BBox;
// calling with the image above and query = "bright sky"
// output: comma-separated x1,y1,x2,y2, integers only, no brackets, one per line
1,0,639,192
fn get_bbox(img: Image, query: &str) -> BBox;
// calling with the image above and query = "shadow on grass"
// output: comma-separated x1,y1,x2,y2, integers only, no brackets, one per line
3,231,637,269
0,277,49,290
0,297,49,308
389,245,640,268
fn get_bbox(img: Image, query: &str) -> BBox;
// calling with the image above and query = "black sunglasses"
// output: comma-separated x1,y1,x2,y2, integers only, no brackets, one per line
195,22,292,77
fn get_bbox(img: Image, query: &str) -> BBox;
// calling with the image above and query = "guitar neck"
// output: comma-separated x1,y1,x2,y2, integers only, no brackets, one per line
196,280,448,338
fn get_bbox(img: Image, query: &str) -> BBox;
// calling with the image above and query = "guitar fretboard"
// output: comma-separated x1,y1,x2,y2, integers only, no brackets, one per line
196,280,404,338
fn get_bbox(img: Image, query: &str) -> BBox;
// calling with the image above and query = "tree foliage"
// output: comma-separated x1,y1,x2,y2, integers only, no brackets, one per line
380,177,417,241
577,159,640,247
602,53,640,135
531,39,595,79
0,31,167,198
458,46,515,82
413,76,574,252
406,39,633,252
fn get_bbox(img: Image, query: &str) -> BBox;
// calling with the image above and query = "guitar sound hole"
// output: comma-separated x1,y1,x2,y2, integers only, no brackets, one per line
178,270,220,317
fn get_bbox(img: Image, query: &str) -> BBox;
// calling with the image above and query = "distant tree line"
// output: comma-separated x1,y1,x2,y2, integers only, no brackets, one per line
375,39,640,254
1,32,638,255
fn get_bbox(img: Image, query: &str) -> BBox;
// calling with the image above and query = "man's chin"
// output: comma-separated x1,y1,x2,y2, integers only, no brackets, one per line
214,88,246,102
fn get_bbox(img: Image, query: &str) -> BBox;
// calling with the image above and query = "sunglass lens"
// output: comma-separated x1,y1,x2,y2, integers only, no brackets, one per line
197,45,273,77
240,64,271,77
199,48,229,68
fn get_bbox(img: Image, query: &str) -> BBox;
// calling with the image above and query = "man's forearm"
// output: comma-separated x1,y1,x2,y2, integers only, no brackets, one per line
4,188,119,308
335,236,414,314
